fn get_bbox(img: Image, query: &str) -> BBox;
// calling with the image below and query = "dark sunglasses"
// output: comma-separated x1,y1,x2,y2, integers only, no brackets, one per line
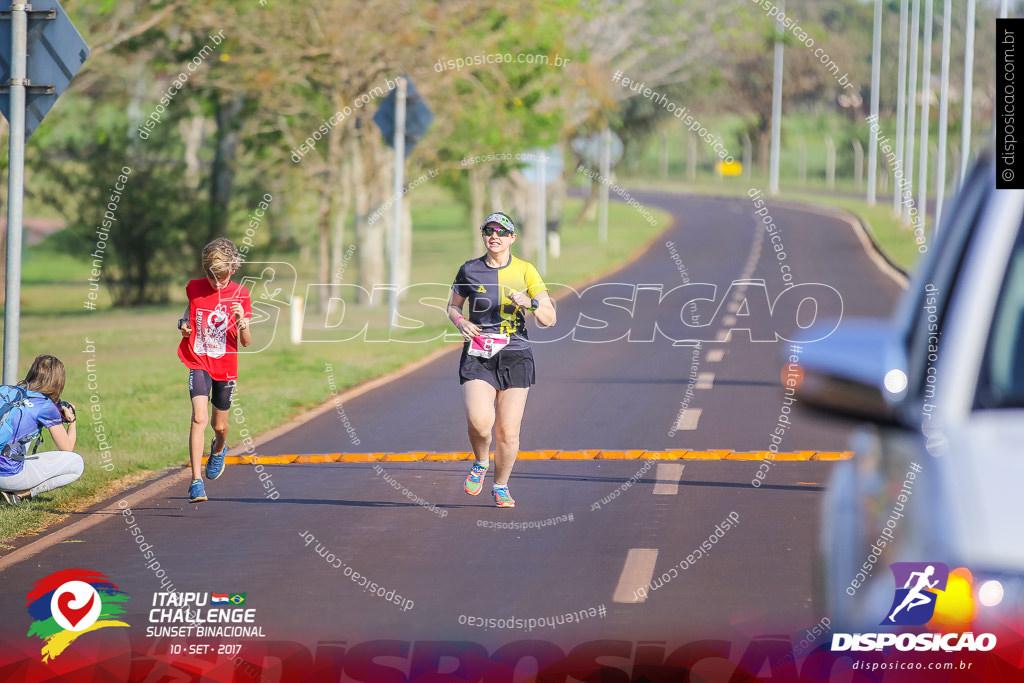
481,226,514,237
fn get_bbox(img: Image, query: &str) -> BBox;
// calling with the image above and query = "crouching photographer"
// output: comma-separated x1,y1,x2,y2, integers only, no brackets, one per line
0,355,82,505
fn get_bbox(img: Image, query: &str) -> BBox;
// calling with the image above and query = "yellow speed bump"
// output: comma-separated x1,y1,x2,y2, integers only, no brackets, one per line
293,454,341,464
596,450,646,459
207,450,852,465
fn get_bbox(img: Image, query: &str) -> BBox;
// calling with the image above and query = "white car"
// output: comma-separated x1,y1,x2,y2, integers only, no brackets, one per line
796,151,1024,631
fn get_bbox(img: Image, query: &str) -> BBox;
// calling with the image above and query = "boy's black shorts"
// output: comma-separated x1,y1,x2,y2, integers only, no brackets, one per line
459,347,536,391
188,369,235,411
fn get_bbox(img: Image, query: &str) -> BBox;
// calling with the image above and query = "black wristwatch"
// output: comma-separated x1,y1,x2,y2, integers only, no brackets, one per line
529,298,540,311
177,317,187,330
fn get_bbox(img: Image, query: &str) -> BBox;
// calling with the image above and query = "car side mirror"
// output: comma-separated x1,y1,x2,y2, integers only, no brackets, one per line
792,318,910,426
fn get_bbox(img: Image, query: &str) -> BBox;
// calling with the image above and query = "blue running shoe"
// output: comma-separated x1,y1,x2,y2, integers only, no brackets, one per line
464,461,488,495
205,439,227,480
492,485,515,508
188,478,208,503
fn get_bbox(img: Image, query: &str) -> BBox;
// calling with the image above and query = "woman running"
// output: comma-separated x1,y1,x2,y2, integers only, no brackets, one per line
447,212,556,508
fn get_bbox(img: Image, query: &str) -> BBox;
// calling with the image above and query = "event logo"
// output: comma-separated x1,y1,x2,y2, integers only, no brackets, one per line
26,569,129,662
832,561,996,652
883,562,948,626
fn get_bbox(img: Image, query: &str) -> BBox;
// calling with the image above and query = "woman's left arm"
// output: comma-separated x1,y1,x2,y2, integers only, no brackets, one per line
532,292,556,327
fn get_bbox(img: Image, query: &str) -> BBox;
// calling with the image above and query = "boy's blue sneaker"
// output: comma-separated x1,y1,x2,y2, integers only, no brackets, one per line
188,478,208,503
205,439,227,480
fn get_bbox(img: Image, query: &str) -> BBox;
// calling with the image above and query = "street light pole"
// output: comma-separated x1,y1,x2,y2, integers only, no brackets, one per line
868,0,883,206
917,0,934,234
894,0,909,216
768,0,785,195
934,0,951,233
959,0,976,186
903,0,920,226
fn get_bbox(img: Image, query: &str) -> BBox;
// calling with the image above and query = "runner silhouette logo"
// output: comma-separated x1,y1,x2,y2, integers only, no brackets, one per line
883,562,949,626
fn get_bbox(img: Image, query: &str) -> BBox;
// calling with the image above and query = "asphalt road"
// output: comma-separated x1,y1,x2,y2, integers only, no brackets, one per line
0,192,904,682
266,191,902,454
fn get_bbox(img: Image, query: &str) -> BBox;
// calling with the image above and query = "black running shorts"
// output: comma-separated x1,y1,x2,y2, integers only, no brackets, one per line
188,369,235,411
459,347,536,390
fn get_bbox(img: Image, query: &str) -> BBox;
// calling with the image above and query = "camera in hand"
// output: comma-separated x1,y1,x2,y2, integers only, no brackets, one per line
58,400,75,420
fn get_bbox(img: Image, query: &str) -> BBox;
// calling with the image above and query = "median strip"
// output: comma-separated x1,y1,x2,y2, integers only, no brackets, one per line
198,450,851,465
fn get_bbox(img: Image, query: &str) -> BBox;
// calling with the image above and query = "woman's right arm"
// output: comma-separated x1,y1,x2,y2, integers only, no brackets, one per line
447,291,480,340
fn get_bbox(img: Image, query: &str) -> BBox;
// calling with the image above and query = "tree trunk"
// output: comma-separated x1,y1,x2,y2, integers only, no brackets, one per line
181,112,205,190
353,123,385,304
758,129,771,177
469,165,486,252
574,167,600,224
506,170,534,260
330,145,353,300
489,176,506,214
209,94,245,244
316,113,344,313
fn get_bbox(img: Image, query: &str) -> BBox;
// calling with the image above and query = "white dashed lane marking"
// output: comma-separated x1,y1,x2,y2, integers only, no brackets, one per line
613,548,659,603
695,372,715,390
652,463,685,495
673,408,702,431
706,349,725,362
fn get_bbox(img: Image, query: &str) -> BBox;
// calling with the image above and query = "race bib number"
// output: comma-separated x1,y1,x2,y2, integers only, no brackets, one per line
193,305,231,358
466,333,509,359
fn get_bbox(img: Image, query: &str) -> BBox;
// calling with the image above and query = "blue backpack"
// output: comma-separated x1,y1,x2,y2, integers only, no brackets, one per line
0,386,43,461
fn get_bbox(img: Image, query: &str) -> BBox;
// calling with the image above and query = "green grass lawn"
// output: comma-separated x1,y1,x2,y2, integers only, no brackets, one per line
0,194,668,543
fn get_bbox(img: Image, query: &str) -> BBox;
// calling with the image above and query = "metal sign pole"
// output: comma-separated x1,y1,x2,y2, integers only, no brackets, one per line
598,128,609,242
3,3,27,384
388,76,406,329
536,151,546,274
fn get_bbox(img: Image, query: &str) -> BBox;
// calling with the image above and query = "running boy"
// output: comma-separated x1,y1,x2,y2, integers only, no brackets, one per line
177,238,252,503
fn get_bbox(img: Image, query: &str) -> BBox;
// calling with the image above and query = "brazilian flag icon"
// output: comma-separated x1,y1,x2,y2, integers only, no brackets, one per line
229,593,246,605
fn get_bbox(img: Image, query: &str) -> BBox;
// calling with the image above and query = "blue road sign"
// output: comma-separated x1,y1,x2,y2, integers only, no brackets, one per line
0,0,89,139
373,75,432,158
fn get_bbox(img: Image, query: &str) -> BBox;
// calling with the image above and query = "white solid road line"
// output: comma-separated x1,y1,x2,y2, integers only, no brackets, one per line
695,372,715,390
613,548,660,603
706,348,726,362
652,463,685,495
673,407,702,431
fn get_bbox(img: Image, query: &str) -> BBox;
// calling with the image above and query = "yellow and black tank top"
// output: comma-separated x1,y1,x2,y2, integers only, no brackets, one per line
452,254,547,350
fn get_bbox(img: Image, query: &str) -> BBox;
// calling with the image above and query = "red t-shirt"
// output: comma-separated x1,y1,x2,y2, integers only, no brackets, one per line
177,278,253,381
